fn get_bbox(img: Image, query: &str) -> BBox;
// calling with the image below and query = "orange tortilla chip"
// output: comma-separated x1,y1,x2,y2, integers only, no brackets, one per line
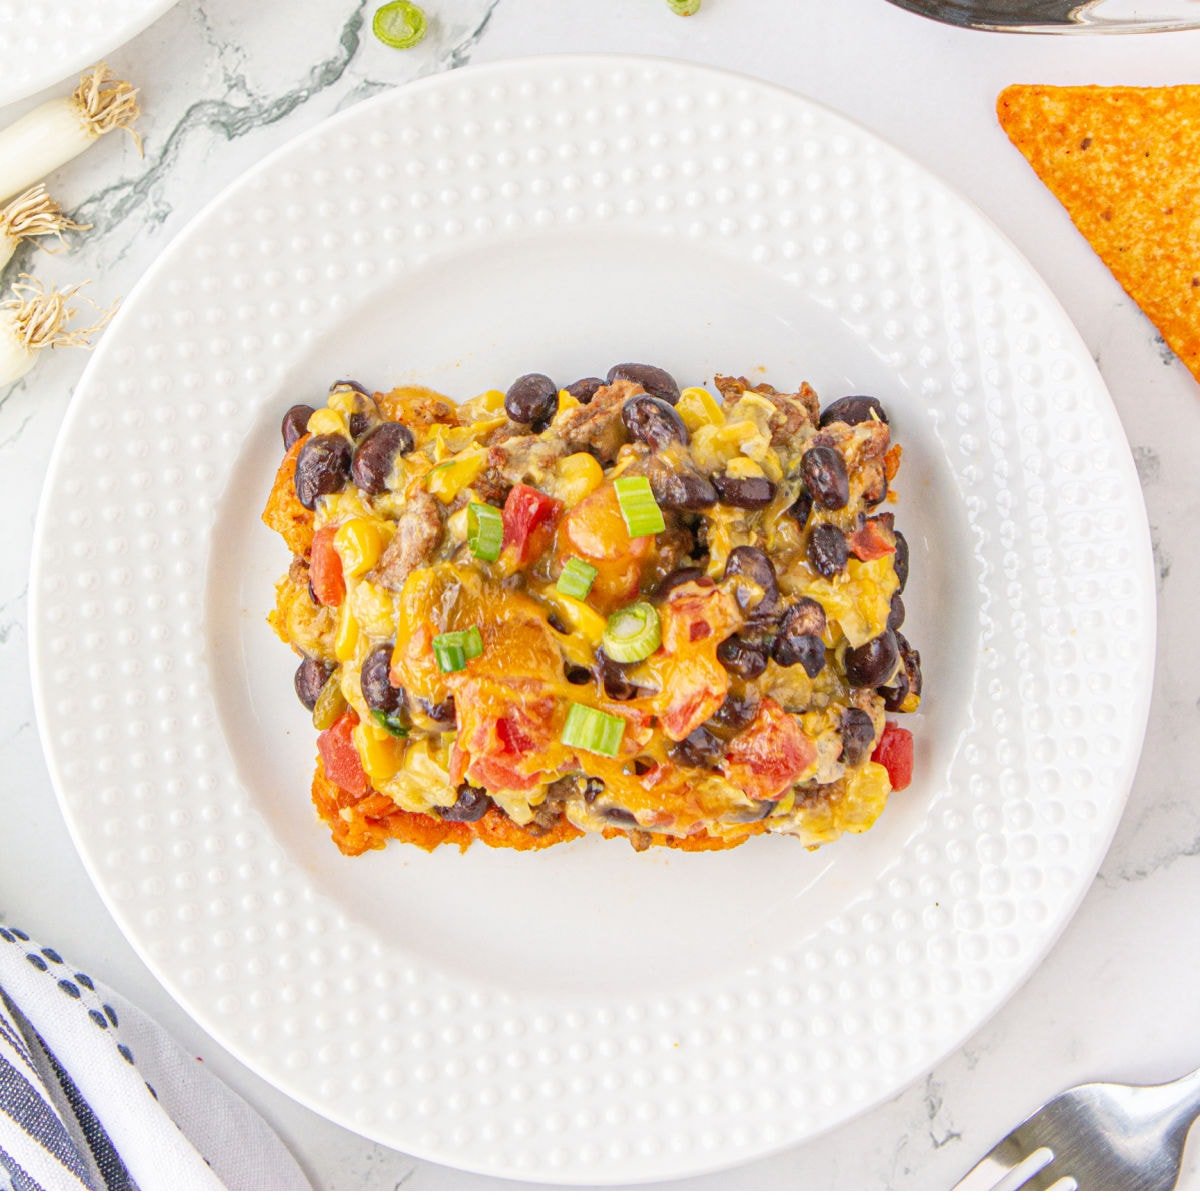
262,435,314,559
310,761,759,856
997,84,1200,384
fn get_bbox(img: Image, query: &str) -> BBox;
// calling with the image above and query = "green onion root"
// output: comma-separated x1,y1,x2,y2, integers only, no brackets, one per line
0,185,88,268
0,64,142,204
0,276,116,387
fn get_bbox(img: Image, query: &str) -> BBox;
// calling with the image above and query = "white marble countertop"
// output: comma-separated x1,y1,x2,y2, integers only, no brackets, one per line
2,0,1199,1189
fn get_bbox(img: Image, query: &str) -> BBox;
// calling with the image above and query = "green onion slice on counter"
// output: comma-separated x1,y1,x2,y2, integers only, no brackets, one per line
372,1,428,49
561,702,626,758
613,475,666,537
602,601,662,664
467,501,503,562
556,556,598,600
432,626,484,673
667,0,701,13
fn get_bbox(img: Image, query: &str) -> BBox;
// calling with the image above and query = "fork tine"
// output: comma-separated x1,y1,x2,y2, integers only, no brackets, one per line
954,1138,1031,1190
1017,1160,1072,1192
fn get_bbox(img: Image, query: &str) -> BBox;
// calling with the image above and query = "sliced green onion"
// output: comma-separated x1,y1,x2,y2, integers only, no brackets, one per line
556,556,598,600
432,625,484,673
613,475,666,538
371,708,409,737
467,501,503,562
602,601,662,663
561,702,626,758
372,1,427,49
667,0,701,13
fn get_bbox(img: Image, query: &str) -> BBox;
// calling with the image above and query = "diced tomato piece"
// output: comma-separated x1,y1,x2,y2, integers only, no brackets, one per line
871,721,913,790
884,443,903,482
502,484,563,567
721,698,817,801
317,711,370,797
452,677,562,794
659,654,728,742
309,525,346,606
659,580,740,653
848,517,895,563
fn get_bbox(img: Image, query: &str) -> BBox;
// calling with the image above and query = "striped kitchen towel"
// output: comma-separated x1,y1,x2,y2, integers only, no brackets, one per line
0,924,309,1191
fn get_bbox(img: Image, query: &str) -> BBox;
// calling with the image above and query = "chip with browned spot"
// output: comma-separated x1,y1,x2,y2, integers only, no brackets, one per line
997,84,1200,385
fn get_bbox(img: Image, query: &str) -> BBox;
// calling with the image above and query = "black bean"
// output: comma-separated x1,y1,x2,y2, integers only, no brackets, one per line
504,372,558,431
418,695,456,729
730,798,778,823
601,805,640,828
780,597,826,638
607,362,680,405
546,610,568,634
649,460,717,511
717,635,768,680
801,446,850,510
820,395,889,427
893,529,910,592
772,631,825,677
282,404,314,450
879,634,922,712
669,725,724,767
564,663,592,686
330,379,371,399
708,692,759,734
714,474,776,510
654,567,706,598
862,462,889,508
723,546,779,616
348,411,373,439
807,523,848,578
584,777,605,805
840,707,875,765
351,422,415,495
294,658,333,710
789,490,813,530
596,648,639,701
622,394,689,451
564,376,605,404
888,592,905,631
845,630,900,688
438,784,491,823
361,644,404,715
294,433,352,509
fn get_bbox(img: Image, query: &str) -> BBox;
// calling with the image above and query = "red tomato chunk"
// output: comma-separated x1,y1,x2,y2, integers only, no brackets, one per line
318,711,370,797
871,721,913,791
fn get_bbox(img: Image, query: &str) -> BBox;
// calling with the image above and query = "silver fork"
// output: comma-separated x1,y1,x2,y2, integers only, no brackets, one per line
883,0,1200,33
955,1066,1200,1190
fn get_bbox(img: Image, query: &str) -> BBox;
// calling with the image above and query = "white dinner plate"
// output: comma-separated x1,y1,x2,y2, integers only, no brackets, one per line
0,0,178,110
29,57,1155,1184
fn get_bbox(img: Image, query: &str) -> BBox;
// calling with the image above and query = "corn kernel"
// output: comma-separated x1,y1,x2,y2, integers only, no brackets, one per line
469,388,507,414
333,518,388,577
725,456,766,480
426,447,487,502
556,452,604,506
306,408,349,437
677,387,724,432
354,721,407,782
334,602,360,662
556,389,582,418
546,592,607,644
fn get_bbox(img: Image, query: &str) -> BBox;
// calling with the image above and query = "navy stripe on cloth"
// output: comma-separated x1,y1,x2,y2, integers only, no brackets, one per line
0,1055,90,1185
0,1141,43,1190
0,1018,36,1076
32,1030,135,1191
